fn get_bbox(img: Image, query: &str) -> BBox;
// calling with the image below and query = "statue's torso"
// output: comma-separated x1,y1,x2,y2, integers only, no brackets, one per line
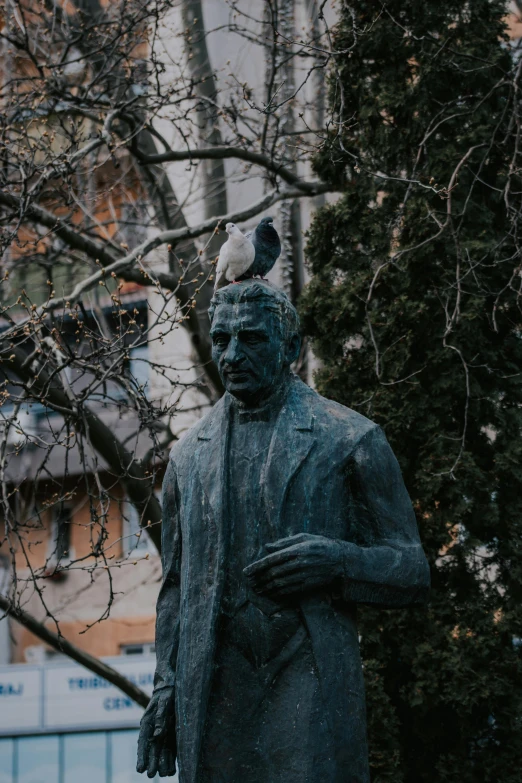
170,379,375,783
221,400,302,667
199,397,334,782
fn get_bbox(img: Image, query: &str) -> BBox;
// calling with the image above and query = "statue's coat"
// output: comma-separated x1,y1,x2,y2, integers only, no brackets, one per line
154,376,430,783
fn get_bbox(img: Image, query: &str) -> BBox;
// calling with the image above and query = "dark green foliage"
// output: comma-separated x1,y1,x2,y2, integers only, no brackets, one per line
300,2,522,780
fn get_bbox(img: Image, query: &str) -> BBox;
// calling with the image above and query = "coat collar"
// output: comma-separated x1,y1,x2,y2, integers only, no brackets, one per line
196,376,315,439
195,392,231,542
262,378,316,537
195,377,316,534
178,394,231,783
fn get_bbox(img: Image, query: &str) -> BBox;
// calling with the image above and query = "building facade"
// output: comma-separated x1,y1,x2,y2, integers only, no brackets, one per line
0,654,160,782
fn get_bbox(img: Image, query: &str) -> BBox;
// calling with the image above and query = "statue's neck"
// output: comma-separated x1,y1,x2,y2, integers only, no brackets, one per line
230,375,292,414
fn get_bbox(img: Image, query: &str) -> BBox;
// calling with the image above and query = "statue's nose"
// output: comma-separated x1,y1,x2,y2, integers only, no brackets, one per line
223,337,244,367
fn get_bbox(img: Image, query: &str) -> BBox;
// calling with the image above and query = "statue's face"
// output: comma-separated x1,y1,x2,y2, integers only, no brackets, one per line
210,302,299,404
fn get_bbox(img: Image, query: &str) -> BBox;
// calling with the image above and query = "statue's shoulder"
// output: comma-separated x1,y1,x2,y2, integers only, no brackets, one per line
168,396,226,465
292,377,377,447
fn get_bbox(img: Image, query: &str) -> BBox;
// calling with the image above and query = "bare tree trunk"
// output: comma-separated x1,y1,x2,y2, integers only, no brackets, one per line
305,0,327,219
263,0,303,301
181,0,228,261
264,0,308,380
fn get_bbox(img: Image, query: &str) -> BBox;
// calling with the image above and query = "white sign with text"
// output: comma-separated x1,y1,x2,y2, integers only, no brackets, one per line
0,656,155,735
0,667,41,733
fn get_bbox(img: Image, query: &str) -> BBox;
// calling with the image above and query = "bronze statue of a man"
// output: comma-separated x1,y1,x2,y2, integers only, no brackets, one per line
137,280,429,782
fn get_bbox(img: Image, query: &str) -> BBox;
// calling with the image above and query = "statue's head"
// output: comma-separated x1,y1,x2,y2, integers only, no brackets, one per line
209,280,301,405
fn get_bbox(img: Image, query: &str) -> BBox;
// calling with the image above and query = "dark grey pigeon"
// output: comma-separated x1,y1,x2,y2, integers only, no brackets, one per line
240,216,281,279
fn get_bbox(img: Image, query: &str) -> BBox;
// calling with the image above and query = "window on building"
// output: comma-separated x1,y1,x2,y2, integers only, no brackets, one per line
120,643,155,656
24,645,68,664
0,732,163,783
49,504,72,563
121,498,157,557
128,344,149,392
112,730,157,783
63,733,106,783
0,739,13,783
17,735,59,783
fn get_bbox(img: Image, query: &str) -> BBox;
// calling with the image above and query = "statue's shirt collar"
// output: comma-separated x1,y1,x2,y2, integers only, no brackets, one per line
229,382,290,424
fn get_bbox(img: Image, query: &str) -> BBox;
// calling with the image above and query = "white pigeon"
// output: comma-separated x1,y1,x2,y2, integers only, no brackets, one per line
214,222,255,291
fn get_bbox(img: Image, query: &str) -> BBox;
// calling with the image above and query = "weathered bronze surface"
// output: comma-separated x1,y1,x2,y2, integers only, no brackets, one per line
137,280,430,782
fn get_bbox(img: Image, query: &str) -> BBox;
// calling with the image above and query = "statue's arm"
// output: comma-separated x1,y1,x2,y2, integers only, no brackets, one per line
153,456,182,690
244,424,429,608
340,425,430,607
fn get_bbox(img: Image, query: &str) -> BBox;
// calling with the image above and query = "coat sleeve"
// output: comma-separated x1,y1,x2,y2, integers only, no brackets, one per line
152,455,182,690
339,425,430,608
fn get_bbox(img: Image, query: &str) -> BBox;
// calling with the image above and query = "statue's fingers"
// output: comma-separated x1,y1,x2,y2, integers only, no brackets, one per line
136,747,148,773
153,692,170,739
264,533,315,551
259,572,306,594
272,571,329,595
147,741,160,778
244,545,301,576
275,583,310,595
252,559,310,585
137,721,153,773
158,746,176,778
267,581,306,597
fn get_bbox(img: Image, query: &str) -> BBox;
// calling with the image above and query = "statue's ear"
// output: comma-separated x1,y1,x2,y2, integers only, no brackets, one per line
287,333,301,365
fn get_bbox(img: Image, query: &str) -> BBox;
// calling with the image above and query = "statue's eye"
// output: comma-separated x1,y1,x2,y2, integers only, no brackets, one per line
244,334,263,346
212,335,229,348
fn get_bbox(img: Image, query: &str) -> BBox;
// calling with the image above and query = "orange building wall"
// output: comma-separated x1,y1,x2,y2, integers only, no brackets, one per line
11,616,156,664
2,483,160,664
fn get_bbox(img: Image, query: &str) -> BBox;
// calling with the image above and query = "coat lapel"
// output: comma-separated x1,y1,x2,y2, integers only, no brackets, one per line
263,378,316,538
177,395,231,783
195,392,231,522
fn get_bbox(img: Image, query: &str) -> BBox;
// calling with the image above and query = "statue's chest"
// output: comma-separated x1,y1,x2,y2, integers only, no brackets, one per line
227,415,275,546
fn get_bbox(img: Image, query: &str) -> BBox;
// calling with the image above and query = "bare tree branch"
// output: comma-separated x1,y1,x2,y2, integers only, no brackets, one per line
131,141,319,191
4,346,163,553
0,180,335,341
181,0,228,260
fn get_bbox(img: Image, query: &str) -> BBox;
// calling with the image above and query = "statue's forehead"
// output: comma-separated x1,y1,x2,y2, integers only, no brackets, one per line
211,302,275,330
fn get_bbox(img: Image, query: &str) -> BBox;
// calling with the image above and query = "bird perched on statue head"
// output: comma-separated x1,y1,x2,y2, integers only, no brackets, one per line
241,216,281,280
214,222,255,291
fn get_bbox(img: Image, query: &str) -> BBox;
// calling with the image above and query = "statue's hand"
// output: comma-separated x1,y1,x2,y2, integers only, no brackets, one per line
244,533,344,598
137,686,176,778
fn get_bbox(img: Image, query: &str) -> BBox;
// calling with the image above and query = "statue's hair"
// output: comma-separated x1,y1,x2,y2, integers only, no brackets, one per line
208,280,300,340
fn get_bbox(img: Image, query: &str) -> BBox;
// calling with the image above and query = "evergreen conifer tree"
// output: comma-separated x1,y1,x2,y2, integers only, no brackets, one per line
301,3,522,780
